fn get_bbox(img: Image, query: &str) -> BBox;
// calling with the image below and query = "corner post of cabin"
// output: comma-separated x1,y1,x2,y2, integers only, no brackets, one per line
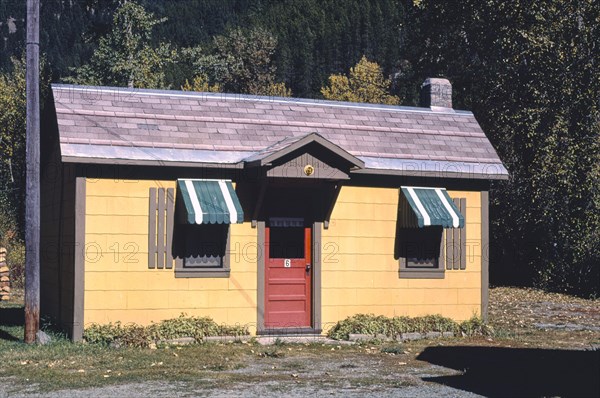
256,221,266,332
73,175,86,341
312,221,322,332
481,190,490,322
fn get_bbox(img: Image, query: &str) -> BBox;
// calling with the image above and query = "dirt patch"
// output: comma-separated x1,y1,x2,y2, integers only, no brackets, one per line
489,287,600,332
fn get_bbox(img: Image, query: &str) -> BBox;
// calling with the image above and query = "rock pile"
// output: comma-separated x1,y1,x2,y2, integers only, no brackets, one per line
0,248,9,301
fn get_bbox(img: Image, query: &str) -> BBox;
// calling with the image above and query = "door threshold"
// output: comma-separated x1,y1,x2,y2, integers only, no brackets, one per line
257,328,322,336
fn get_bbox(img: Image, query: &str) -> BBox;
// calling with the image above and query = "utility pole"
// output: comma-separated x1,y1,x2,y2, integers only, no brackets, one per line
24,0,40,344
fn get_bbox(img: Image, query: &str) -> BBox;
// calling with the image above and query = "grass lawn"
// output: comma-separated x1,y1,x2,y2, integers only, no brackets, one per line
1,287,599,396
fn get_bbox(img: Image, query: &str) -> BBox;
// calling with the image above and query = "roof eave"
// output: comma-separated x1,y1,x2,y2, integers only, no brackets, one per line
352,167,509,181
61,155,244,169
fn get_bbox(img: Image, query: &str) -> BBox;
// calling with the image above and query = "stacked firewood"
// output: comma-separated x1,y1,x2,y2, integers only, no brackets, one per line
0,248,9,301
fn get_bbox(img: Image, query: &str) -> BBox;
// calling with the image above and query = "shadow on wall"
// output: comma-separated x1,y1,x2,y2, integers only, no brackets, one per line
417,346,600,397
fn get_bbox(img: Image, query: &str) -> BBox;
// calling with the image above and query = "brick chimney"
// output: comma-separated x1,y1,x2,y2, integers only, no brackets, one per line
420,78,453,110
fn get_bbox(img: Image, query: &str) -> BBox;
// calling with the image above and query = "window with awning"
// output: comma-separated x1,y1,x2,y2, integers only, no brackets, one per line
399,186,464,229
174,179,244,278
397,186,467,279
178,179,244,224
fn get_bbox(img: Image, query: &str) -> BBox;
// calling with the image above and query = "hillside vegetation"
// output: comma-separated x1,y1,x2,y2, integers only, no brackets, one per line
0,0,598,296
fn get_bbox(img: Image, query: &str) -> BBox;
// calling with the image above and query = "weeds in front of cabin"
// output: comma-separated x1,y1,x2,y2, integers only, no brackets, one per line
327,313,479,340
458,316,494,337
83,314,249,347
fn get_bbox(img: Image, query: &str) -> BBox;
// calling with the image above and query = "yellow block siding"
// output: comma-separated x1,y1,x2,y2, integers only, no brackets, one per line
321,186,482,328
83,179,258,331
83,179,483,334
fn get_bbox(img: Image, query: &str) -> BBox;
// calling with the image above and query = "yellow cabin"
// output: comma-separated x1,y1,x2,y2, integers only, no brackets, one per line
40,78,507,340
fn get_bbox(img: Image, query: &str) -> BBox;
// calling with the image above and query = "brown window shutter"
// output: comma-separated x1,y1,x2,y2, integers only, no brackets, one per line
149,187,177,270
439,230,445,270
148,188,157,269
157,188,166,269
166,188,175,269
459,198,467,270
445,197,467,270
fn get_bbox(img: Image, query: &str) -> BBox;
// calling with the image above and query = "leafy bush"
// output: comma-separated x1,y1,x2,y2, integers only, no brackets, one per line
84,314,249,347
458,316,494,337
327,313,458,340
327,314,492,340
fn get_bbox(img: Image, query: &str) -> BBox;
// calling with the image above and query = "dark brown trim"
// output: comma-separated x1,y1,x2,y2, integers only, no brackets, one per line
257,221,322,333
481,191,489,321
66,155,506,181
460,198,467,270
252,181,267,227
439,230,445,269
398,267,445,279
148,188,157,269
68,149,503,187
351,167,509,180
347,174,492,192
312,222,322,331
166,188,175,269
174,270,231,278
157,188,165,269
445,223,454,270
63,156,244,169
324,185,342,230
256,221,266,332
174,228,231,278
73,177,86,342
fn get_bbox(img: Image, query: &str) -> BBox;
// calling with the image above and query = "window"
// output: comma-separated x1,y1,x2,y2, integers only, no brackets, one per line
397,226,445,279
148,187,232,277
269,226,305,259
168,179,245,278
174,223,231,278
395,187,469,279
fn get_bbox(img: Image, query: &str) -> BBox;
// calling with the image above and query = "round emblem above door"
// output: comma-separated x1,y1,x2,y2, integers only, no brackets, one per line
303,165,315,176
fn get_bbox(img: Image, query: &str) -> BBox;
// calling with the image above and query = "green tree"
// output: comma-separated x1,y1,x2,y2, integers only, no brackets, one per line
407,0,600,296
321,56,400,104
0,57,26,236
69,1,175,88
192,27,292,96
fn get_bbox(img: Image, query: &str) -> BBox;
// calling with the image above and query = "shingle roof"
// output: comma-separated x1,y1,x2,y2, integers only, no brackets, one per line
51,85,508,179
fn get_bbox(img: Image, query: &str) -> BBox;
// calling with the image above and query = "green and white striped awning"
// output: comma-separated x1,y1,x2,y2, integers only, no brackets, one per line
400,186,464,228
177,179,244,224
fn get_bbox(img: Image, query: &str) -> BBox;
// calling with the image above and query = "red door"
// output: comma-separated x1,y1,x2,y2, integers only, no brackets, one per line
265,226,312,329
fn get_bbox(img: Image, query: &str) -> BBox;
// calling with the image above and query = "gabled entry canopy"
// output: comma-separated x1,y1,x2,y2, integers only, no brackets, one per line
400,186,465,228
244,133,365,169
177,179,244,224
244,133,364,180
